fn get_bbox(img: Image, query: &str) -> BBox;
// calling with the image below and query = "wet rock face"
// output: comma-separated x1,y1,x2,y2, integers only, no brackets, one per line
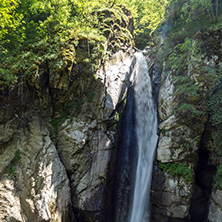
57,50,135,221
208,190,222,222
202,114,222,221
152,32,222,221
0,117,74,222
0,43,136,221
151,71,196,221
152,168,192,220
58,120,112,217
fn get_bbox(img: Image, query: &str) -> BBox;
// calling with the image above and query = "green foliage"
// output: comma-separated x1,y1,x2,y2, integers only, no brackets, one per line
160,128,167,134
117,0,168,48
159,161,194,183
88,92,95,103
208,87,222,126
181,0,220,25
42,133,46,145
8,149,21,177
214,164,222,190
0,0,24,51
177,103,204,120
50,118,61,137
174,76,200,100
0,68,17,85
155,0,222,80
168,38,196,74
0,0,137,86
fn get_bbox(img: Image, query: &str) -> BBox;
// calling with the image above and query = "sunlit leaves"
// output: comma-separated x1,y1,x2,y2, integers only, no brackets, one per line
0,0,24,50
140,0,169,33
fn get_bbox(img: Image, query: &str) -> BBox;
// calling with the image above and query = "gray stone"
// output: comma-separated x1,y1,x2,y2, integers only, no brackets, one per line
0,117,74,222
157,115,198,163
158,72,174,120
208,190,222,222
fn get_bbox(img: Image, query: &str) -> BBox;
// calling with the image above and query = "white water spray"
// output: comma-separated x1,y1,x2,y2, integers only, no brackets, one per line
129,52,158,222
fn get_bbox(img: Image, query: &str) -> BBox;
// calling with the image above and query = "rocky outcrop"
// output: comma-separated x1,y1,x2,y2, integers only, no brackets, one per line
151,70,196,221
0,4,136,221
0,116,74,222
0,43,137,222
208,190,222,222
151,29,222,221
200,86,222,222
57,50,136,221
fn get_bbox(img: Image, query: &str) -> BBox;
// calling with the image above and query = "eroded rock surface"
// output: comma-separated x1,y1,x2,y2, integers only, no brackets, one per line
0,117,74,222
57,50,136,221
152,31,222,221
208,190,222,222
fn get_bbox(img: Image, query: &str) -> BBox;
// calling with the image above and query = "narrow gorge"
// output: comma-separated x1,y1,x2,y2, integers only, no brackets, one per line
0,1,222,222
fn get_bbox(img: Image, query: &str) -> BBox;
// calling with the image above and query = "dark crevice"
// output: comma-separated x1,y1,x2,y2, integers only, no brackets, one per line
190,138,216,222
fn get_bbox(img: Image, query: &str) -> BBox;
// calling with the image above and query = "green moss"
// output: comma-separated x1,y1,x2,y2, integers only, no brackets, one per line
88,92,95,103
176,103,205,120
42,133,46,145
117,112,120,122
214,165,222,190
8,149,21,177
208,86,222,127
159,162,194,184
160,128,167,134
50,118,61,137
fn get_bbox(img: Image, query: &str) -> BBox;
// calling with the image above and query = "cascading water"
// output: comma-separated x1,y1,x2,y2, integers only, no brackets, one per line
129,52,158,222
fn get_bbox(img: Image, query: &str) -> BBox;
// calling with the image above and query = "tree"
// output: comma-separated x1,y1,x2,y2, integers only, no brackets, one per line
0,0,23,51
181,0,220,26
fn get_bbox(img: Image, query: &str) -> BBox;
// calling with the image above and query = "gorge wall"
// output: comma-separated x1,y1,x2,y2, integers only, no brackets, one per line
151,29,222,222
1,4,222,222
0,6,137,222
0,46,139,221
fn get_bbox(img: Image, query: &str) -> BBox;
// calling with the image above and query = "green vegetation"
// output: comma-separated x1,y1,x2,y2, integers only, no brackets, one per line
208,86,222,127
160,128,166,134
176,103,205,120
214,164,222,190
8,149,21,177
1,0,221,87
42,133,46,145
88,92,95,103
0,0,172,85
159,161,193,183
0,0,133,86
155,0,222,75
3,0,220,87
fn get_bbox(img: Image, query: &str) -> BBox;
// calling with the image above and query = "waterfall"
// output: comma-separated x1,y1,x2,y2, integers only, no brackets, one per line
129,52,158,222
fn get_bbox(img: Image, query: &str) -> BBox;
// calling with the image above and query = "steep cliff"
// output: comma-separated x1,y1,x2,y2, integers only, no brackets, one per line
151,29,222,221
0,6,135,222
1,1,222,222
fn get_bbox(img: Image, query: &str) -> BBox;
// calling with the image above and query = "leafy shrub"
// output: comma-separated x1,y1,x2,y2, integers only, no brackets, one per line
159,161,194,183
176,103,205,120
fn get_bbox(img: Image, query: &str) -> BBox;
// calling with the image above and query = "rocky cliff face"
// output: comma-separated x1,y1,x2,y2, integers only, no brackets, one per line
151,29,222,221
0,47,137,221
57,50,136,221
1,6,222,221
0,50,137,222
0,4,137,220
0,115,74,222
